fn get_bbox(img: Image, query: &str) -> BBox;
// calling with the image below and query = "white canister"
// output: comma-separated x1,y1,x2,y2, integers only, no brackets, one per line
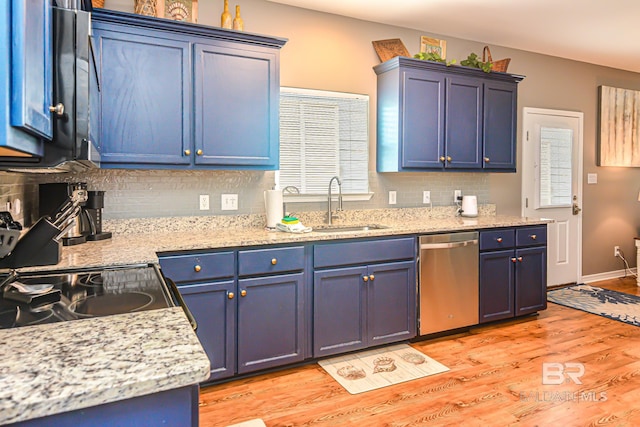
461,195,478,217
264,189,284,228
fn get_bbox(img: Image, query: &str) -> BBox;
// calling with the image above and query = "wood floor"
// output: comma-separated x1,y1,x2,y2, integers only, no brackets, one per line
199,277,640,426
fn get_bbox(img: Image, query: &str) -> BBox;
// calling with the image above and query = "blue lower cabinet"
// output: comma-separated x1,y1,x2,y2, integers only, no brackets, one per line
515,246,547,315
14,385,199,427
479,226,547,323
313,260,416,358
179,281,236,381
479,250,515,322
313,266,368,356
367,261,417,346
237,273,305,373
160,245,307,381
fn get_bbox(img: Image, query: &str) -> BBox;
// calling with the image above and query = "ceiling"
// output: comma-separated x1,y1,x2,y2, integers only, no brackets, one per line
267,0,640,74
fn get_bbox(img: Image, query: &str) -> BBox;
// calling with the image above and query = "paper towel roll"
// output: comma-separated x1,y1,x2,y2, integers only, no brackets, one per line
264,189,284,228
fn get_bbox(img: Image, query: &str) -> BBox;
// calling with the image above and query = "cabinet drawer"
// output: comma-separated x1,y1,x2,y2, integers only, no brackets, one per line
159,252,235,283
516,226,547,247
314,237,415,268
479,229,515,251
238,246,304,276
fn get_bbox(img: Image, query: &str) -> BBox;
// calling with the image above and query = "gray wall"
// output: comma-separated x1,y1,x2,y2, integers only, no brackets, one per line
3,0,639,277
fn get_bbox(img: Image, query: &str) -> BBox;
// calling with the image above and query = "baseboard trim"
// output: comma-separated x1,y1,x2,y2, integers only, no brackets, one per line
580,268,638,284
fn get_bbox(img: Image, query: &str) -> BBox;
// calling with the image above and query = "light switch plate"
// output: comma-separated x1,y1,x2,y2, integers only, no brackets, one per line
587,173,598,184
221,194,238,211
388,191,397,205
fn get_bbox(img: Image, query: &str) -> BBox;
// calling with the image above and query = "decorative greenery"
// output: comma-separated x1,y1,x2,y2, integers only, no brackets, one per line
460,53,492,73
413,51,456,66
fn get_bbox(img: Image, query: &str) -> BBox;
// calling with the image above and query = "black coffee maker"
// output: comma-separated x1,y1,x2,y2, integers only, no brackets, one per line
82,190,112,241
39,183,112,246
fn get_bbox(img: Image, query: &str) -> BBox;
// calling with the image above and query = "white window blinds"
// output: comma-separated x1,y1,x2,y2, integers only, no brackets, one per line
278,88,369,194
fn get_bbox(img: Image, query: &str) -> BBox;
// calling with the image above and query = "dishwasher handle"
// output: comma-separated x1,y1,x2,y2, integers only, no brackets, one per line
420,239,478,250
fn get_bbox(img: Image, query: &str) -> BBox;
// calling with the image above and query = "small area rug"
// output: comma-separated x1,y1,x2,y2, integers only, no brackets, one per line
318,343,449,394
547,284,640,327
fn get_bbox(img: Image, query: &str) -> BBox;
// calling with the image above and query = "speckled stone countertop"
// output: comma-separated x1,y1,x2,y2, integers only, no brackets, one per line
34,207,551,271
0,307,210,425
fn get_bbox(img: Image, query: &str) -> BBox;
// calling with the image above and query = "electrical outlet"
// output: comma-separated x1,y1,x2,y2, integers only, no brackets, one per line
221,194,238,211
454,190,462,202
199,195,210,211
614,246,621,257
423,190,431,204
388,191,397,205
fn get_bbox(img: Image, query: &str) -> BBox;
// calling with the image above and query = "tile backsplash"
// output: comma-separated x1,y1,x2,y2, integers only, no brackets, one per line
1,169,489,226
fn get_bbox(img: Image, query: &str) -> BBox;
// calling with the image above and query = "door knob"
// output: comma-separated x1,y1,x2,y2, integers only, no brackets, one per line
241,290,247,297
446,156,452,162
184,149,191,156
271,258,277,265
194,265,201,272
439,156,446,162
484,157,490,163
369,274,375,281
363,276,369,282
572,203,582,215
228,292,234,299
196,149,203,156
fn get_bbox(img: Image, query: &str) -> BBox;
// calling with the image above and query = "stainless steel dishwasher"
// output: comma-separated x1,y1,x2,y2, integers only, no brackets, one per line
419,231,479,335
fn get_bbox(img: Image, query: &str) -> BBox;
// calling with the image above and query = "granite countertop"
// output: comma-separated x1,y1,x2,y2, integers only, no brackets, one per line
0,307,210,425
29,211,551,272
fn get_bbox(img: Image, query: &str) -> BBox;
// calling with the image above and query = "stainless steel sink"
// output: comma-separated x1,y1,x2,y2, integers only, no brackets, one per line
313,224,389,233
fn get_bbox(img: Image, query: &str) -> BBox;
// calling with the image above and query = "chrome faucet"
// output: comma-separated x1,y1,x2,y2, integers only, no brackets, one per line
327,176,343,225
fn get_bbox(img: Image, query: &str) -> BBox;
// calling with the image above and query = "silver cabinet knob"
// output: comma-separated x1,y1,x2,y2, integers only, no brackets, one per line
49,103,65,117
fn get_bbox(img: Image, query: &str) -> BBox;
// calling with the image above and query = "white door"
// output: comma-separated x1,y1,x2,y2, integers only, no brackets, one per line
522,108,583,287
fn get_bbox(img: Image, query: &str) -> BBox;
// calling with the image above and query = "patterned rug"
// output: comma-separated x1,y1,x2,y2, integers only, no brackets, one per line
547,284,640,327
318,343,449,394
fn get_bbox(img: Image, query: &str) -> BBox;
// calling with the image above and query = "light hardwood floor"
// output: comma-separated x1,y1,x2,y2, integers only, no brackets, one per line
199,277,640,426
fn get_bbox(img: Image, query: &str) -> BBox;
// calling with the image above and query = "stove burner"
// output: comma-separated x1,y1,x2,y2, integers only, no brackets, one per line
69,292,155,317
78,274,104,287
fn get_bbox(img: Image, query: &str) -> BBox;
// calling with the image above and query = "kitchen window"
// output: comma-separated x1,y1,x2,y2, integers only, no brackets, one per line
277,88,370,198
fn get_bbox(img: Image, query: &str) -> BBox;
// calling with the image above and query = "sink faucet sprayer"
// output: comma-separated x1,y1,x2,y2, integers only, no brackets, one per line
327,176,343,225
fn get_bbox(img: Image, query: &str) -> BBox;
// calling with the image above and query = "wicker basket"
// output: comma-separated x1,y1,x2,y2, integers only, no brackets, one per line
483,46,510,73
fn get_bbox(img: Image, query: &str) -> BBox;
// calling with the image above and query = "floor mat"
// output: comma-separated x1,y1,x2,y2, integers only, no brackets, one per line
318,343,449,394
547,284,640,327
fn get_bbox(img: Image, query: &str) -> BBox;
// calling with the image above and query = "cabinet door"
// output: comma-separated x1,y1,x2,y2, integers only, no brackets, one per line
93,27,191,166
400,69,445,169
515,246,547,316
313,266,368,357
445,76,483,169
483,80,517,170
367,261,416,345
237,272,305,373
178,280,236,381
194,42,278,168
9,0,52,140
479,250,515,322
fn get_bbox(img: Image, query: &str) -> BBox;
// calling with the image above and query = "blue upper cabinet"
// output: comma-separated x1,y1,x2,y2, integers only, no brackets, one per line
91,9,286,170
375,57,523,172
0,0,50,157
194,42,278,168
92,25,192,166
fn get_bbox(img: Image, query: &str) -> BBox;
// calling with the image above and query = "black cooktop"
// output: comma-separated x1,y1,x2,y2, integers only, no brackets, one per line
0,265,174,329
